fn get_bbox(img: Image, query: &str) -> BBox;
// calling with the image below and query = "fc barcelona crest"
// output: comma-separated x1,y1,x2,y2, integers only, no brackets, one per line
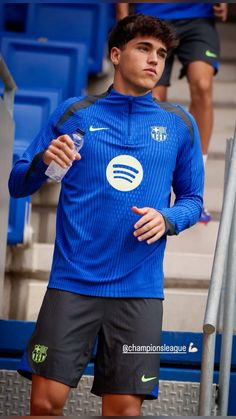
151,126,167,142
32,344,48,363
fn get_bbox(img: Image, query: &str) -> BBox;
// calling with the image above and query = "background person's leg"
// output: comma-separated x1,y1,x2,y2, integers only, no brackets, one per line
187,60,214,155
187,60,214,223
102,394,145,416
30,374,70,415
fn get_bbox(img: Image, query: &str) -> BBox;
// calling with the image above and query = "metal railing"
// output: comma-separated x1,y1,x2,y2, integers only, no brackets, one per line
0,55,16,116
198,129,236,415
0,56,16,317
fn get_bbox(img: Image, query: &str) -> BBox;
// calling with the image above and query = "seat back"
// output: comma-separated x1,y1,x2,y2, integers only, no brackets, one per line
1,37,88,99
26,3,110,73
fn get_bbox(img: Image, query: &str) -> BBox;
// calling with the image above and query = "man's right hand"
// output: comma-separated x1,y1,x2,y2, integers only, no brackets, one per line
213,3,228,22
43,135,81,168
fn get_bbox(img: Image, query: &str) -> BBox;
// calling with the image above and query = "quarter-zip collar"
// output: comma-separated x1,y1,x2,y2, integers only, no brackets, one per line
107,85,154,105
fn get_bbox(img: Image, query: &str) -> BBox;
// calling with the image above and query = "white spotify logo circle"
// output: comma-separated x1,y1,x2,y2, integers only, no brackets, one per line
106,155,143,192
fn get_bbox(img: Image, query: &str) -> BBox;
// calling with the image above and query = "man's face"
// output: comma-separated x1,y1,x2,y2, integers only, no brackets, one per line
111,36,167,96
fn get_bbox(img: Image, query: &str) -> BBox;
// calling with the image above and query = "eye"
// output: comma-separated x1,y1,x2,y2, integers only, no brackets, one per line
157,51,167,60
138,45,149,52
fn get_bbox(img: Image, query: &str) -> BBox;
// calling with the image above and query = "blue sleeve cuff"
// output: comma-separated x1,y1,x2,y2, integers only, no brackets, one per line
161,213,177,236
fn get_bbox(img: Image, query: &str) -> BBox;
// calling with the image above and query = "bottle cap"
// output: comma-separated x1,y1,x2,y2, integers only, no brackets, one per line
75,128,85,135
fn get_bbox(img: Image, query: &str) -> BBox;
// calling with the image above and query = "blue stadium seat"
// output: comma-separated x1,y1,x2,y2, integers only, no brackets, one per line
8,149,31,245
1,37,88,99
13,89,61,147
0,5,4,32
107,4,116,32
0,87,61,152
4,88,60,245
26,3,110,73
3,3,28,33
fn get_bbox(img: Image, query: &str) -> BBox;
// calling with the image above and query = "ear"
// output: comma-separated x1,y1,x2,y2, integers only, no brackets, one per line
110,47,121,66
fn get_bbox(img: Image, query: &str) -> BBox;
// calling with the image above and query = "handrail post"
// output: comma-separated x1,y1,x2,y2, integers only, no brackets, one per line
218,195,236,414
203,135,236,333
0,56,16,116
198,134,236,415
0,55,16,317
198,332,216,415
216,138,233,333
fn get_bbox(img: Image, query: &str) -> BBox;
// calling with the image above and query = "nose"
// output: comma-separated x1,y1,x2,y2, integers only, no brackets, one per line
147,50,158,65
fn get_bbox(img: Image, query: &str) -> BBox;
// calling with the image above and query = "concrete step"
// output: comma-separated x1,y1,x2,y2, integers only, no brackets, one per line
164,221,218,281
216,22,236,62
31,179,60,206
166,220,218,254
209,107,236,156
10,243,53,274
9,278,47,321
31,181,59,243
214,62,236,83
163,288,208,332
204,159,225,213
31,205,56,243
166,65,236,107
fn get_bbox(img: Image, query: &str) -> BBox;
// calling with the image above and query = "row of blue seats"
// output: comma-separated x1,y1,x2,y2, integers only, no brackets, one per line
1,37,89,99
0,3,113,74
0,3,114,244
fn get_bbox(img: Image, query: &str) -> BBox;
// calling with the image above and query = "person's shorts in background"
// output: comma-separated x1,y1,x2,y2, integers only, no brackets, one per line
158,18,220,86
18,289,163,400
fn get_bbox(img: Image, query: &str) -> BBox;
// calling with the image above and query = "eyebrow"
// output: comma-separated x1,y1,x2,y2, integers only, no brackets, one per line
136,41,167,54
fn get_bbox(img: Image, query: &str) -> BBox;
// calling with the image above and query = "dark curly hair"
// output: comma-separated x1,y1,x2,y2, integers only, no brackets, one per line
108,14,178,54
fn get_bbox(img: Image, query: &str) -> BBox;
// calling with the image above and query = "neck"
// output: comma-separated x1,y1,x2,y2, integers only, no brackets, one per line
113,78,151,97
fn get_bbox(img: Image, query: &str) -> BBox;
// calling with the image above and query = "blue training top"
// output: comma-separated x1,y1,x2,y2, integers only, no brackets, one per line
9,87,204,299
134,3,214,20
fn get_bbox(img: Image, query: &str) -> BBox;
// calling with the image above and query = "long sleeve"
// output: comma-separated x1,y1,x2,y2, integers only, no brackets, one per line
8,125,53,198
8,97,79,198
159,107,204,234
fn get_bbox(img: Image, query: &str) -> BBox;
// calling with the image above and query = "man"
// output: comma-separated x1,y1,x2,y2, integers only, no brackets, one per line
117,3,228,223
9,14,204,416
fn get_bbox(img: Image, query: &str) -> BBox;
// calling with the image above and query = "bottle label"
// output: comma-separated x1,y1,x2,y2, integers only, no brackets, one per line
45,160,70,182
45,129,84,182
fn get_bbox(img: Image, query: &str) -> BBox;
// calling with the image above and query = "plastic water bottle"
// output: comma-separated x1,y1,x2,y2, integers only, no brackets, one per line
45,129,84,182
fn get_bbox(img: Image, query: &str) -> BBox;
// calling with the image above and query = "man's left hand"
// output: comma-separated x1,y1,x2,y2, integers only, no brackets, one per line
132,206,166,245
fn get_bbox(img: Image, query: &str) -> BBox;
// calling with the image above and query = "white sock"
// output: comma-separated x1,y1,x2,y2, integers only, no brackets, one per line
203,154,208,169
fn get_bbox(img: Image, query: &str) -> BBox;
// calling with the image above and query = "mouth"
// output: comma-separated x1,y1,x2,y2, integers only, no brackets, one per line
144,68,157,76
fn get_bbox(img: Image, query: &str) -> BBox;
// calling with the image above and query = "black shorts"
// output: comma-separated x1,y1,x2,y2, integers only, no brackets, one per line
158,18,220,86
18,289,163,400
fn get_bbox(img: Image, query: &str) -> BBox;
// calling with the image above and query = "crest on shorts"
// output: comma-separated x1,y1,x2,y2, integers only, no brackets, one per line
151,126,167,142
32,344,48,363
